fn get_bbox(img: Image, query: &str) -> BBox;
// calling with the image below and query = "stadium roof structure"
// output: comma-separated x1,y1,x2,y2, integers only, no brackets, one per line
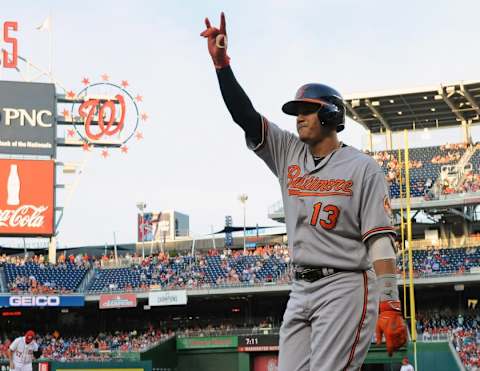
214,225,277,234
344,80,480,133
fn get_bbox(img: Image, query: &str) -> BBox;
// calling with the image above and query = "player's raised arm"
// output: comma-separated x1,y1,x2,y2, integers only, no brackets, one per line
201,12,263,147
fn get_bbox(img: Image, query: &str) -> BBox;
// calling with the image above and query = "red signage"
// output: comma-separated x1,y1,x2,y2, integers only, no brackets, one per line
2,21,18,68
78,94,126,141
253,354,278,371
38,362,49,371
99,294,137,309
0,159,54,236
2,310,21,317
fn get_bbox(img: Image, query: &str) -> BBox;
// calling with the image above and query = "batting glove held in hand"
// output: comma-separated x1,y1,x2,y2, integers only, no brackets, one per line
376,300,408,356
200,12,231,69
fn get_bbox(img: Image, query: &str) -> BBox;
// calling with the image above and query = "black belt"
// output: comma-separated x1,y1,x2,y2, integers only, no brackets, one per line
294,267,339,282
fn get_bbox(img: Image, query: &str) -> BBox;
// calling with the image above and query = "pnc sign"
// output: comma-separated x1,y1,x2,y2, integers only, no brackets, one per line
0,81,56,156
3,108,53,127
0,159,54,236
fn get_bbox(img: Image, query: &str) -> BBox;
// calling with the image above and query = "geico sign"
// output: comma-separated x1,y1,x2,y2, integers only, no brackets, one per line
9,296,60,307
3,108,52,128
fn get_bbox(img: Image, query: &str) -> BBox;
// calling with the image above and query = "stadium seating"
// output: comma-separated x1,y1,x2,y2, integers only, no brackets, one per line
372,144,467,198
0,329,172,362
396,247,480,276
469,149,480,171
417,309,480,370
88,251,289,292
194,254,288,284
3,261,88,292
88,255,195,292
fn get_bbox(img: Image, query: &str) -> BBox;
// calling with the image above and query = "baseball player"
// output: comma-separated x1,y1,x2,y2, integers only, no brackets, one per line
7,330,39,371
400,357,415,371
201,13,407,371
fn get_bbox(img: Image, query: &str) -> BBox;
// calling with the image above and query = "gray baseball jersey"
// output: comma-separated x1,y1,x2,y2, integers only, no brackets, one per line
249,117,395,270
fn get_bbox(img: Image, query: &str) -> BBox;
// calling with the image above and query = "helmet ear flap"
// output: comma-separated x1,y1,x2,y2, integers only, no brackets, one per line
317,104,344,131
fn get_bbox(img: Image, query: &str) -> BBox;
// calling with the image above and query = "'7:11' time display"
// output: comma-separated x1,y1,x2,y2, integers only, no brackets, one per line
1,21,17,69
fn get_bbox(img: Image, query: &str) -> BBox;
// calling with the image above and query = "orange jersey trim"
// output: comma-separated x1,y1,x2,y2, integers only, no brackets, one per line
343,271,368,371
362,226,396,242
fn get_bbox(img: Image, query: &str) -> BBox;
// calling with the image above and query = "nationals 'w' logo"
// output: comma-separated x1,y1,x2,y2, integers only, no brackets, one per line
62,77,149,157
78,94,126,141
287,165,353,197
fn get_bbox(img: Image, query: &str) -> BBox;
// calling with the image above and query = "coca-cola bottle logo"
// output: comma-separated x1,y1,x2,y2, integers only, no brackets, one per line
7,164,20,206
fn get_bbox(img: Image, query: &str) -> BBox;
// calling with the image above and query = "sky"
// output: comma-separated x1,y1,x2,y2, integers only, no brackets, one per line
2,0,480,248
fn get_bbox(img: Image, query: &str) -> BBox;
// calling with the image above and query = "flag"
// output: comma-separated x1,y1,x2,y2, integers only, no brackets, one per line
36,16,51,32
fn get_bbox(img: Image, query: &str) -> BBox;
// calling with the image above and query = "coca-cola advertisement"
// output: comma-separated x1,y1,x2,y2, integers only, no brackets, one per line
0,159,54,236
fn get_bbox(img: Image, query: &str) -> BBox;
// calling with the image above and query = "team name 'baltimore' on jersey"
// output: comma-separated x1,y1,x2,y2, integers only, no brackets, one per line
248,118,396,271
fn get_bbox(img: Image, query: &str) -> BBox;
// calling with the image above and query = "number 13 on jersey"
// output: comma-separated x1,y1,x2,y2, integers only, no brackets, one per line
310,202,340,230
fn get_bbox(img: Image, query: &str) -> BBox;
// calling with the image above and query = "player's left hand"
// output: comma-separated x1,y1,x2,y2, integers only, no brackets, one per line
375,300,408,356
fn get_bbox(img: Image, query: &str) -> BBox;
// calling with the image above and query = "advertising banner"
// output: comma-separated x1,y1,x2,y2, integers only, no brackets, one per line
176,336,238,350
0,81,56,156
148,290,187,307
99,294,137,309
253,354,279,371
0,159,54,236
0,295,85,307
138,211,171,242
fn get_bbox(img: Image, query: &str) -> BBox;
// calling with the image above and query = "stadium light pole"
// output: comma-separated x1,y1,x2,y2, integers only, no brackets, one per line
238,194,248,253
136,201,147,259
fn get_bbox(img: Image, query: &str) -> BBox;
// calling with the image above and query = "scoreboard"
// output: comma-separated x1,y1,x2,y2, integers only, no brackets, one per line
238,334,279,352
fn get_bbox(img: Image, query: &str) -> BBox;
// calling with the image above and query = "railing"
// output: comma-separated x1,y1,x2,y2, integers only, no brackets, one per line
408,236,480,249
418,332,451,342
88,276,293,295
77,266,97,292
176,327,280,338
432,146,476,199
0,267,6,292
268,200,284,216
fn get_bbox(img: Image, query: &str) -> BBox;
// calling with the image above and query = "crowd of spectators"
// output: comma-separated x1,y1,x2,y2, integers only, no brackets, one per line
0,318,278,362
396,246,480,277
1,253,90,294
7,276,74,294
372,151,423,186
90,244,292,292
0,246,292,294
442,168,480,195
0,328,173,362
367,143,479,199
453,328,480,370
4,243,480,294
431,147,464,165
177,318,277,338
0,253,91,269
416,307,480,370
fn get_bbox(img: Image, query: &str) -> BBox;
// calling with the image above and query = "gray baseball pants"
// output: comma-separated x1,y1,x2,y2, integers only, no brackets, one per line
278,269,379,371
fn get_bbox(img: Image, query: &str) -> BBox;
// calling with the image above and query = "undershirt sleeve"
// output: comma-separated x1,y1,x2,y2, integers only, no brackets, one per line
216,66,263,147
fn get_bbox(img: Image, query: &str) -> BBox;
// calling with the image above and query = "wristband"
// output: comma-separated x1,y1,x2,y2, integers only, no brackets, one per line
377,273,399,302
